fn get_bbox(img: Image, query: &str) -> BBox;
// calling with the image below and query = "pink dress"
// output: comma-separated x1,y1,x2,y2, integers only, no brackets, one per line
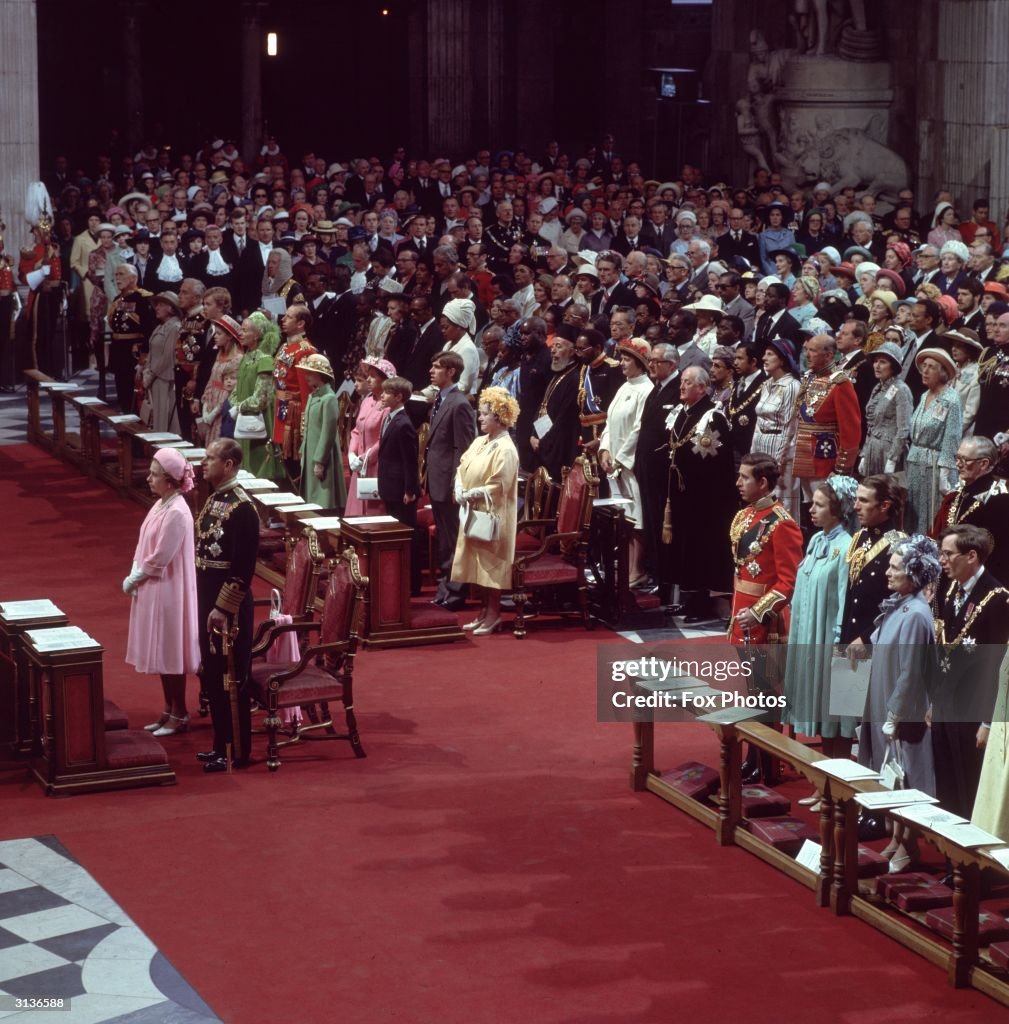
126,494,201,676
344,393,388,516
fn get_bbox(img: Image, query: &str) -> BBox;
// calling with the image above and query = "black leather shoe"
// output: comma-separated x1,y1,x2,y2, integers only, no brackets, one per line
666,603,687,616
196,750,222,762
441,597,467,612
203,757,229,773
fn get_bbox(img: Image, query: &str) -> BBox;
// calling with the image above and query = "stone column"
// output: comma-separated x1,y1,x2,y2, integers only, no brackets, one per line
0,0,40,254
919,0,1009,224
426,0,472,156
602,0,644,160
240,0,267,166
120,0,145,158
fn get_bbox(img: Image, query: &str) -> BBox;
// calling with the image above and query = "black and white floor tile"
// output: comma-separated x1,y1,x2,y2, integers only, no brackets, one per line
0,837,220,1023
0,370,104,447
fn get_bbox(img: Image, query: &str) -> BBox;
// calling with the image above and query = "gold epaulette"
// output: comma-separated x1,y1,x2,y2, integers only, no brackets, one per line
135,288,154,297
233,485,252,503
602,356,619,367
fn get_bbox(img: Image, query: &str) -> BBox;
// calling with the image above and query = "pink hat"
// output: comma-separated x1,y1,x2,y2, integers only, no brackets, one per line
361,356,397,379
153,447,195,493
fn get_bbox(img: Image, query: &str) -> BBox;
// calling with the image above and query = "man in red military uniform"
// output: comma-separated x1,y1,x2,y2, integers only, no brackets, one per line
792,333,861,505
730,451,804,783
272,303,317,478
729,451,804,644
18,215,64,377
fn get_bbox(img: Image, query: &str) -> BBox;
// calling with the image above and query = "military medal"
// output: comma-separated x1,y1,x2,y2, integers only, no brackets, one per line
739,414,749,426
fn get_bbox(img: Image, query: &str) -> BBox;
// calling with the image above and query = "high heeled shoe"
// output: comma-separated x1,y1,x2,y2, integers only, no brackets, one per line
153,713,190,737
472,617,503,636
461,614,487,632
144,711,171,732
797,793,821,806
887,844,919,874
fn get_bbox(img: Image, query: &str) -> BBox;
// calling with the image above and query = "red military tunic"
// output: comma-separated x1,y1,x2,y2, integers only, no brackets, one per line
272,335,317,456
728,496,803,644
792,369,861,479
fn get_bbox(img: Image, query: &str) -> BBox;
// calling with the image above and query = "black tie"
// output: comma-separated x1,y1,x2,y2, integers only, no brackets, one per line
432,392,443,418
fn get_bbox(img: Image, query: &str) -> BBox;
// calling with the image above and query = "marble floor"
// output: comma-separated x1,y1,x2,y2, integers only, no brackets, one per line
0,370,103,447
0,838,219,1023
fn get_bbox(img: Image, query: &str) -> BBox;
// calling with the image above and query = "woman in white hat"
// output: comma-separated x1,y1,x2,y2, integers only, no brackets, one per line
905,346,964,532
946,328,983,436
299,353,347,509
682,294,724,358
144,292,183,433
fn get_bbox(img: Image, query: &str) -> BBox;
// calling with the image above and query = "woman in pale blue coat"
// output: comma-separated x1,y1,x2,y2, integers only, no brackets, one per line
857,535,941,871
758,203,796,275
784,478,856,808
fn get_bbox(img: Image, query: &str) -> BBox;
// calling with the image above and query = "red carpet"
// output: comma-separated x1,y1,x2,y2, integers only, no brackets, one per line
0,444,998,1023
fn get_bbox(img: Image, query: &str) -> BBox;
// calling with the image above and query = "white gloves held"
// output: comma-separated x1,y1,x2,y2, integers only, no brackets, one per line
122,562,146,596
349,453,364,473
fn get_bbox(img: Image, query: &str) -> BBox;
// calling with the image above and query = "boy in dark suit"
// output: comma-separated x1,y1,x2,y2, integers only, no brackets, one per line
379,375,422,594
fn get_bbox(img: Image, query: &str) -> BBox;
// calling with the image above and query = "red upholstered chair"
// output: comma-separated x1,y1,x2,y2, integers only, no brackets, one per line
516,466,558,552
248,547,368,770
510,455,598,639
252,528,324,648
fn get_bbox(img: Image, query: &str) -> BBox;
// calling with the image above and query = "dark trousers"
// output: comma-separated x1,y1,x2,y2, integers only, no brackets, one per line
931,720,985,819
197,591,254,761
108,340,136,413
175,369,196,440
431,498,464,599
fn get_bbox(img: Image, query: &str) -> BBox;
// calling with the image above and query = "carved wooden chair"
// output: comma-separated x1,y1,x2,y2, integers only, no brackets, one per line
252,527,325,646
516,466,558,552
510,455,598,639
248,546,368,770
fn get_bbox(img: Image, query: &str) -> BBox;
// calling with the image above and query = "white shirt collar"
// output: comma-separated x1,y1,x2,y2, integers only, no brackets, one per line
961,565,985,598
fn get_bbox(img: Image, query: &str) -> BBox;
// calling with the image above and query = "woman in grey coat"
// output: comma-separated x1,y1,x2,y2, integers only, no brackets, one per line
858,339,913,476
856,534,942,872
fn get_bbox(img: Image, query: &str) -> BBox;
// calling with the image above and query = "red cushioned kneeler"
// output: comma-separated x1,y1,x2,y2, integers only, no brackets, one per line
103,699,128,731
104,730,172,770
926,905,1009,945
856,846,890,879
746,816,818,855
660,761,719,801
990,941,1009,968
875,871,938,900
741,785,791,818
894,883,954,912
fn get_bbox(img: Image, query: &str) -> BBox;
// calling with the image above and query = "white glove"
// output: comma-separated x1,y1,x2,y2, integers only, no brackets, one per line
142,370,153,389
229,404,239,420
882,714,898,738
349,453,363,473
857,454,867,475
122,562,145,595
884,459,896,474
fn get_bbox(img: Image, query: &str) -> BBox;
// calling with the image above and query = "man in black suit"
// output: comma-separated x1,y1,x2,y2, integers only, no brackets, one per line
752,282,801,356
392,293,445,408
591,252,636,318
633,341,680,599
900,298,942,402
717,209,761,267
639,202,676,256
726,342,765,470
236,214,276,315
611,215,645,257
378,375,422,595
933,525,1009,819
425,351,477,609
221,208,250,267
836,319,876,423
189,224,235,292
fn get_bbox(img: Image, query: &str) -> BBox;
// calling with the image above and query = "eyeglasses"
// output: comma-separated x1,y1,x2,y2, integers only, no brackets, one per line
647,358,671,364
954,455,983,466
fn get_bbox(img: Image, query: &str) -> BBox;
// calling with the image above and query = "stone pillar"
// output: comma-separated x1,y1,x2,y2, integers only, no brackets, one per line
426,0,472,155
120,0,145,157
603,0,644,160
406,0,428,154
919,0,1009,223
514,0,552,151
240,0,267,166
0,0,40,254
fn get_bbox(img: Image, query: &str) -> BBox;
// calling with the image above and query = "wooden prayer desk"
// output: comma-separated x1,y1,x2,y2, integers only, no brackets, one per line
340,516,464,648
68,394,113,477
23,370,46,445
24,627,175,795
0,599,68,761
588,499,638,624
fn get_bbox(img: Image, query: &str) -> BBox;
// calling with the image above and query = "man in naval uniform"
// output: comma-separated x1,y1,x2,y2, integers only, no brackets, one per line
195,438,260,773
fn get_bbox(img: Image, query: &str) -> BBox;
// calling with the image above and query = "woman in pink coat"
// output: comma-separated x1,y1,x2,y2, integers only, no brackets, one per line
124,447,201,737
344,356,394,516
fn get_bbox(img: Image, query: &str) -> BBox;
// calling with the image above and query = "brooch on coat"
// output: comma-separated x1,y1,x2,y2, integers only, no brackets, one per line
692,425,721,458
